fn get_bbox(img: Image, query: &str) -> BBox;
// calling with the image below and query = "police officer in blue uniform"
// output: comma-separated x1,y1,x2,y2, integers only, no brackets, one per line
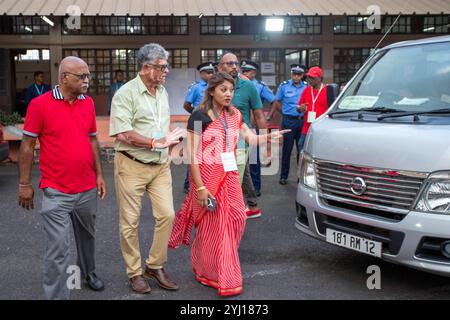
273,64,307,185
240,60,276,196
182,61,215,193
183,61,215,114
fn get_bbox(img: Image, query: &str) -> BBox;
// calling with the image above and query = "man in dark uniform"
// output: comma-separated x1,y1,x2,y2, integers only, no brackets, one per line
182,62,215,193
240,60,276,197
24,71,51,112
273,64,307,185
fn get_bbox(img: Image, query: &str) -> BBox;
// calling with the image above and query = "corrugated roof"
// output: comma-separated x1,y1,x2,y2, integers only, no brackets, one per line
0,0,449,16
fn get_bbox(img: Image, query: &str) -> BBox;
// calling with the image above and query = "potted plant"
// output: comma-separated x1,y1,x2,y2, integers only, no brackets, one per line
0,111,24,139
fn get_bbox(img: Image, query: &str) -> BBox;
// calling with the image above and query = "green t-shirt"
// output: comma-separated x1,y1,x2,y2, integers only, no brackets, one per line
231,77,263,128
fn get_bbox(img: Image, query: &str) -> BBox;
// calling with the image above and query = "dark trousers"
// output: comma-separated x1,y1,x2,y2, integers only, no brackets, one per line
280,116,303,180
243,161,258,207
250,128,261,193
298,134,307,151
184,165,190,192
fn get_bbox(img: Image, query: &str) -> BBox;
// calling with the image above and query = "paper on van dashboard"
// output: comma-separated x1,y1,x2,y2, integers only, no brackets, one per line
395,98,429,105
441,94,450,104
339,96,379,109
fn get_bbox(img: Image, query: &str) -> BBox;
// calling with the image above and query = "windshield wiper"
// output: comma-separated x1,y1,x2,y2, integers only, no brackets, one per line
378,108,450,120
328,107,401,118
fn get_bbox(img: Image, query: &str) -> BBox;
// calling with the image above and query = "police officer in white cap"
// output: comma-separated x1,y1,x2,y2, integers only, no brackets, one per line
272,64,307,185
183,62,215,114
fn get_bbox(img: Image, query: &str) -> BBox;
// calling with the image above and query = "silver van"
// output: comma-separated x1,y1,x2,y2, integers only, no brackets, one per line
296,35,450,276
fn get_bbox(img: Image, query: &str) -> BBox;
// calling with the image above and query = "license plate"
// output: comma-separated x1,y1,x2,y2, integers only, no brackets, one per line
326,228,382,258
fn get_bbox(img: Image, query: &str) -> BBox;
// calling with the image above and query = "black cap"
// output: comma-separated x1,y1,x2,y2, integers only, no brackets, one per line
240,60,259,71
290,64,305,74
197,62,215,72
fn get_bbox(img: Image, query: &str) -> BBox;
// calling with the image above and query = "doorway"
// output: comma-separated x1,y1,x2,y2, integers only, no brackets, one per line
12,49,51,116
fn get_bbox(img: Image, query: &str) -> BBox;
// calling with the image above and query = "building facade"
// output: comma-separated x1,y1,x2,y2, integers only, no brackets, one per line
0,10,449,115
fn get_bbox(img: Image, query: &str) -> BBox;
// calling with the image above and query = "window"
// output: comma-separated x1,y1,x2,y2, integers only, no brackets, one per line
284,16,321,34
200,16,321,35
335,15,383,34
200,48,284,87
63,16,188,35
0,16,14,34
335,15,450,34
143,16,188,35
382,16,411,33
16,49,49,61
200,16,231,34
168,49,189,68
201,49,225,63
42,49,50,60
423,15,450,33
64,49,138,95
0,16,49,34
63,48,189,94
334,48,372,85
308,49,321,67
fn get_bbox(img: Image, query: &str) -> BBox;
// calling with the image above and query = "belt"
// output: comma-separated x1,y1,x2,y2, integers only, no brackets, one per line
118,151,160,165
283,115,303,120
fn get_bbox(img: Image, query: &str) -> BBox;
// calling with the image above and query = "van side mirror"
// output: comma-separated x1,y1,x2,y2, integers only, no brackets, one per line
326,83,340,108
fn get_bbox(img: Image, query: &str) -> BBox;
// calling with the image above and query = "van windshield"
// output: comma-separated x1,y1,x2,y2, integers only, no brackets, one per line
335,41,450,113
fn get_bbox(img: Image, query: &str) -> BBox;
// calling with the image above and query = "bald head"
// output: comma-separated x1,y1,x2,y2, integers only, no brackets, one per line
59,56,90,97
59,56,88,81
218,53,239,78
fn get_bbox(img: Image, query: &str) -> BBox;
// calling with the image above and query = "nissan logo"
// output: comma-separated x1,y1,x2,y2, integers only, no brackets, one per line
350,177,367,196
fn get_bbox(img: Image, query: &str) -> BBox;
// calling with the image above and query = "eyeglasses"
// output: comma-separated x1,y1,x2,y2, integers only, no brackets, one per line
64,72,90,80
147,63,170,72
222,61,240,67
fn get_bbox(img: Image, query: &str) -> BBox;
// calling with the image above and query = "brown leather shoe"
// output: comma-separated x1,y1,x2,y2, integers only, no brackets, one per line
129,275,151,294
144,267,179,290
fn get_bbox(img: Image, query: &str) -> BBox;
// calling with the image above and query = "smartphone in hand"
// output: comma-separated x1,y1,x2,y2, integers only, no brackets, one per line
207,197,217,212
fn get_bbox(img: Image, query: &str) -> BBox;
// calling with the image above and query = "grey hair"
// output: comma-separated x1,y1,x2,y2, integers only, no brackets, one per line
137,43,169,71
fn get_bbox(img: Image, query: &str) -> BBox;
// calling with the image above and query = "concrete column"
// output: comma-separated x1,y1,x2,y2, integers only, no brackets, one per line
322,16,336,84
188,16,201,68
49,17,63,86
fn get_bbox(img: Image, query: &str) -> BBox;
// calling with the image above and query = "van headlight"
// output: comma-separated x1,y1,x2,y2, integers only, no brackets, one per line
299,152,317,190
415,172,450,214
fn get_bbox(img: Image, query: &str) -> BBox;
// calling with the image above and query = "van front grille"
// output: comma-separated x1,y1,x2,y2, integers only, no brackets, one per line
316,160,427,217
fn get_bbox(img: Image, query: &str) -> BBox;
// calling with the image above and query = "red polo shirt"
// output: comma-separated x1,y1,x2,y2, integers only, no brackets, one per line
23,86,98,194
298,85,328,135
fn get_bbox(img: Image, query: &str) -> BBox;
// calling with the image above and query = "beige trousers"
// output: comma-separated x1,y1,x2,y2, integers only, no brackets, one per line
114,152,175,278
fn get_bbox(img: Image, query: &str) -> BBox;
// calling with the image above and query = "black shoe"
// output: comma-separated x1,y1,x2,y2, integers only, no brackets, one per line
86,272,105,291
279,179,287,185
256,191,261,197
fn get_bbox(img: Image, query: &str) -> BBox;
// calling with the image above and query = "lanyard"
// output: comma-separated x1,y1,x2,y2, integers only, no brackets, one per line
212,107,230,152
144,93,162,131
34,84,44,96
310,84,324,112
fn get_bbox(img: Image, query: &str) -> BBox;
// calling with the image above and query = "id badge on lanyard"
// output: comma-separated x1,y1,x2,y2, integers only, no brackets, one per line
221,152,238,172
308,84,324,123
307,111,317,123
213,108,238,172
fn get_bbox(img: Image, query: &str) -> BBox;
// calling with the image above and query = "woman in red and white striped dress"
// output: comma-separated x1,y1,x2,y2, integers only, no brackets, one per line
169,72,289,296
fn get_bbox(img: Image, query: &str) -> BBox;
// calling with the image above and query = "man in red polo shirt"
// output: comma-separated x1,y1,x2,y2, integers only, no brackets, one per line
18,56,106,300
297,66,328,150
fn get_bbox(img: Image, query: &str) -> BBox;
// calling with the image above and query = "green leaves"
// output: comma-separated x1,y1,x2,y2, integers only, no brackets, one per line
0,111,24,126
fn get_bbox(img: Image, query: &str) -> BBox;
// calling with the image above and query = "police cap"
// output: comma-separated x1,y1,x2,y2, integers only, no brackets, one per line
197,62,215,73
